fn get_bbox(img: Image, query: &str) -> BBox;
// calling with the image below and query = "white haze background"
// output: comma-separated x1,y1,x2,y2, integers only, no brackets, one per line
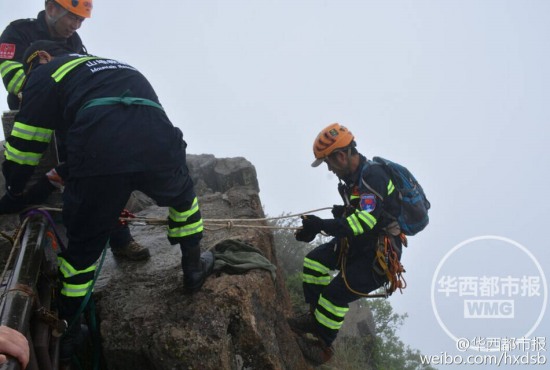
2,1,549,368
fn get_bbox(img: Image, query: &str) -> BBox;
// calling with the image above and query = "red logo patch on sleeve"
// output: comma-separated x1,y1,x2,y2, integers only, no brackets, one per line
359,193,377,213
0,43,16,59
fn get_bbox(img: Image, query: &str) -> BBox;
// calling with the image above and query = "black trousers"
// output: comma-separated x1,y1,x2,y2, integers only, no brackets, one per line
58,165,202,319
302,236,398,346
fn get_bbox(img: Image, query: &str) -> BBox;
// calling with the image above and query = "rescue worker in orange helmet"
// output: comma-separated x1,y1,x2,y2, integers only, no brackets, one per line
0,0,91,109
289,123,404,365
0,40,214,364
0,0,151,261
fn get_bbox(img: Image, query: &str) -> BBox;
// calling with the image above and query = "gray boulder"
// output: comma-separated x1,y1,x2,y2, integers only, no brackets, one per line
92,155,311,370
0,149,311,370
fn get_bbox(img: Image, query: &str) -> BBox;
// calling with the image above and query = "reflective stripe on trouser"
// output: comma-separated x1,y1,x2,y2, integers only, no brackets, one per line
302,241,340,306
57,256,97,298
303,253,349,337
302,239,385,346
303,257,331,286
167,196,204,242
314,294,349,331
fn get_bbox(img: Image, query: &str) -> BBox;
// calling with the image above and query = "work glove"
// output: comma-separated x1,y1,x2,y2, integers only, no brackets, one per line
0,191,27,214
331,205,346,218
302,215,324,233
295,215,324,243
295,228,317,243
24,175,57,205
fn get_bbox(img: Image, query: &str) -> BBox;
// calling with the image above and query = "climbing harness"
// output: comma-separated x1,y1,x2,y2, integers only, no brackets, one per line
339,233,407,299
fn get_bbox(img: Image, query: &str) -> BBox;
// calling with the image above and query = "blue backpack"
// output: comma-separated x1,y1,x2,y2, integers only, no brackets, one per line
362,156,430,236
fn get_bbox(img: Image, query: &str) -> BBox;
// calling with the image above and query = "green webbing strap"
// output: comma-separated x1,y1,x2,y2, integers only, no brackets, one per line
65,245,107,370
66,244,108,332
79,96,164,113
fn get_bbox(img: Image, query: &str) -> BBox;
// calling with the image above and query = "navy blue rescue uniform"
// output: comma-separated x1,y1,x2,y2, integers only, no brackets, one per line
0,11,133,248
2,54,204,319
302,155,402,346
0,11,85,109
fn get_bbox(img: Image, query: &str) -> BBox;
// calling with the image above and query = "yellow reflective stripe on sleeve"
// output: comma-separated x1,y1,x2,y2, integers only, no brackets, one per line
346,213,364,236
303,274,331,285
350,194,360,201
60,281,94,297
387,179,395,196
51,56,98,82
4,142,42,166
7,69,25,94
0,60,22,77
318,295,349,318
303,257,330,275
356,210,377,230
167,219,204,238
314,309,344,330
57,256,97,278
169,197,199,222
11,122,53,143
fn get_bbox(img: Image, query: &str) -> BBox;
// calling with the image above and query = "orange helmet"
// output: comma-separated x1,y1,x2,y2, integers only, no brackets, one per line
53,0,93,18
311,123,355,167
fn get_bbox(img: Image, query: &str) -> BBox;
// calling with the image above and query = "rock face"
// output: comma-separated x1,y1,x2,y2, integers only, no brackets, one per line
0,148,376,370
93,154,311,370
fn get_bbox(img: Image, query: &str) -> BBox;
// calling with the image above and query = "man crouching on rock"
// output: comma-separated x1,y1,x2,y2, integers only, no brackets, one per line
0,40,214,365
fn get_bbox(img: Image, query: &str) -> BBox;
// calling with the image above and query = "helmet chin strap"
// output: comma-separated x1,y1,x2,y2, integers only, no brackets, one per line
345,146,354,179
46,8,68,31
334,146,354,182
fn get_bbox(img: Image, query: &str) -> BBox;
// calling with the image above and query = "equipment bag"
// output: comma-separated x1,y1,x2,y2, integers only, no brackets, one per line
363,156,430,236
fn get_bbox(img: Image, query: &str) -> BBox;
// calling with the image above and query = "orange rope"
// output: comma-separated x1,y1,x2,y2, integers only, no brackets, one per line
340,234,407,298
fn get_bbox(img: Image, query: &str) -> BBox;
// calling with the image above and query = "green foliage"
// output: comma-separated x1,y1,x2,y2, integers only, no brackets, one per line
363,298,436,370
285,271,307,312
329,335,377,370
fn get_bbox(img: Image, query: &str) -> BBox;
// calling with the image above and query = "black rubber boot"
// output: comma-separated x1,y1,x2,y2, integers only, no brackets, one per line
59,321,88,367
181,244,214,294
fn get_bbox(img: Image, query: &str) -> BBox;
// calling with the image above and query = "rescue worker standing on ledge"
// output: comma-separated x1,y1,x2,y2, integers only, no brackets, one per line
0,0,151,261
289,123,404,365
0,41,214,364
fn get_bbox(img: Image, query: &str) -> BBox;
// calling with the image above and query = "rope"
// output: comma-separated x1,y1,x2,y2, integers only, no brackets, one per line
121,207,332,228
22,208,67,251
26,206,331,232
340,235,407,299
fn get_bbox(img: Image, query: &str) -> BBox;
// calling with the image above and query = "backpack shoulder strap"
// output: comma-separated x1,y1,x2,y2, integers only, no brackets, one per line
359,160,385,201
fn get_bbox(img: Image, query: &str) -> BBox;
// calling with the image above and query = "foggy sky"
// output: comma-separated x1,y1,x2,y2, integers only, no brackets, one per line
2,1,549,368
